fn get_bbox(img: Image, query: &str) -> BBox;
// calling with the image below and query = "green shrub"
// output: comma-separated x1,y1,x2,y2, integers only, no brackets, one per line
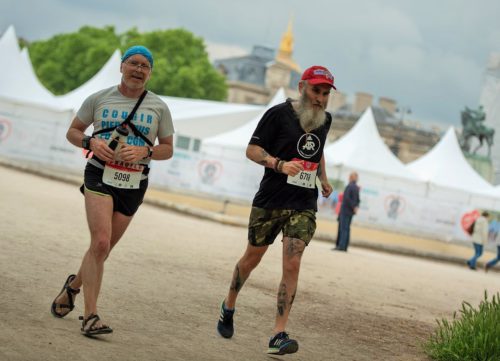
424,291,500,361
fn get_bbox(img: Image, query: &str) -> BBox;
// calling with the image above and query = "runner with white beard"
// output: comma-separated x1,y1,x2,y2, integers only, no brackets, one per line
217,65,335,355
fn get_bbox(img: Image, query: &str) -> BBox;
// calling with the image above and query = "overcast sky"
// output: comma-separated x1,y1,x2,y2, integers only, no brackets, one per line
2,0,500,126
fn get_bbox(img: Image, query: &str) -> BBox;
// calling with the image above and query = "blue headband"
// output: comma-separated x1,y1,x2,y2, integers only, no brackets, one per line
122,45,154,68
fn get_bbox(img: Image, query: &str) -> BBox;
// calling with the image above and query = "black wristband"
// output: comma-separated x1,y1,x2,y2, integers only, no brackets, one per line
82,135,94,150
142,146,153,160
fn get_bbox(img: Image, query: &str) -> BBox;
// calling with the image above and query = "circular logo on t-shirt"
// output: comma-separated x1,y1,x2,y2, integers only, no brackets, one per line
297,133,321,159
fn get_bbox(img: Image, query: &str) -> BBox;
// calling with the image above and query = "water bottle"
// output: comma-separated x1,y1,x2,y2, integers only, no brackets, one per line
108,124,129,160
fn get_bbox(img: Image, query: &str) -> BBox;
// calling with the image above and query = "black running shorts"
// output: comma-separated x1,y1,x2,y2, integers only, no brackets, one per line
80,163,148,217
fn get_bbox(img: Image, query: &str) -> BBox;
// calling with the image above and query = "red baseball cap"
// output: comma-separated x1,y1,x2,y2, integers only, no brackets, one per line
301,65,336,89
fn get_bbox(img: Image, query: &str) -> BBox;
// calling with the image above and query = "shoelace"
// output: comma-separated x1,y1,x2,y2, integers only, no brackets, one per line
221,308,234,323
272,332,289,346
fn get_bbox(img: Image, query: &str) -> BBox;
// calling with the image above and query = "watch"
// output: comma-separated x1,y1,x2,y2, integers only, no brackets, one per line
82,135,93,150
142,146,153,160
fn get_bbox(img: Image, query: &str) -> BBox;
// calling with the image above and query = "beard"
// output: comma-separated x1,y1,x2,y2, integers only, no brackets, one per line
295,91,327,132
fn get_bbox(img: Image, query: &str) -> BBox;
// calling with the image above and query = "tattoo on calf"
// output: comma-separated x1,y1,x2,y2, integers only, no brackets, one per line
277,283,287,316
230,264,245,292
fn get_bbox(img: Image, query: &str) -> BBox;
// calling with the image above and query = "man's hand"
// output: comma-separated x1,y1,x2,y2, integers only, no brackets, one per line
119,144,149,162
89,137,115,162
321,181,333,198
281,160,304,176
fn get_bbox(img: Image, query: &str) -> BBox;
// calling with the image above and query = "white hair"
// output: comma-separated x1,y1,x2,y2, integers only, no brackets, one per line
295,83,327,132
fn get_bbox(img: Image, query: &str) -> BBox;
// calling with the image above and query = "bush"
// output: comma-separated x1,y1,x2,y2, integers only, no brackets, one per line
424,291,500,361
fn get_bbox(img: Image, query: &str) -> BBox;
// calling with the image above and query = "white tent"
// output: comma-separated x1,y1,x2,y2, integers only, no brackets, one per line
406,127,500,210
160,88,287,201
316,107,459,239
202,88,286,157
57,50,123,110
147,95,263,200
325,107,417,180
161,95,263,139
407,127,495,193
0,26,62,110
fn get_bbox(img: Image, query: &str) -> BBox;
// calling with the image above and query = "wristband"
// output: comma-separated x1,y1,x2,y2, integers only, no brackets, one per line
277,160,285,173
273,157,281,172
142,146,153,160
82,135,94,150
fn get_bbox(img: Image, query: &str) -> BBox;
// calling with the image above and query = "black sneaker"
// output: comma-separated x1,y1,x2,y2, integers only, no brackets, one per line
217,300,234,338
267,331,299,355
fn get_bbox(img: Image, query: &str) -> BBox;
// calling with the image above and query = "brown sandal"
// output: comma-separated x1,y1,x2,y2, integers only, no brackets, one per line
51,274,80,318
79,314,113,336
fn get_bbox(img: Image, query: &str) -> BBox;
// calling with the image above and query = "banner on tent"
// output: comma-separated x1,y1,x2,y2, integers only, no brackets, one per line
318,185,477,241
149,150,261,201
0,107,84,170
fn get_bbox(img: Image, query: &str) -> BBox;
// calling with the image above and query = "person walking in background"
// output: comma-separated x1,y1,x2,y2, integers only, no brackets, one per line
484,219,500,272
50,45,174,336
216,65,334,355
334,172,360,252
467,211,489,270
488,218,499,243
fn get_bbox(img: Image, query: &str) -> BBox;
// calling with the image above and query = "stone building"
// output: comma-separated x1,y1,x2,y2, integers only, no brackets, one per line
214,19,301,105
331,97,441,163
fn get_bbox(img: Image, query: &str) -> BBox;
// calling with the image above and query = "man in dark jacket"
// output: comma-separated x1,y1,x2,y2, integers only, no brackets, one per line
334,172,360,251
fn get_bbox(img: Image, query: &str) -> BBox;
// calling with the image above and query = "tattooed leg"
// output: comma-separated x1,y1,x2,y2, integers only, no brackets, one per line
230,264,246,293
277,283,288,316
225,243,268,309
273,237,305,333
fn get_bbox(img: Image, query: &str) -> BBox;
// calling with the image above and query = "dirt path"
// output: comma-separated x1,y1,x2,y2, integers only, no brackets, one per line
1,166,498,361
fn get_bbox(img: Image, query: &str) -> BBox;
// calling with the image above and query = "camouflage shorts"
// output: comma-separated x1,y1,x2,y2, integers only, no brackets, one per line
248,207,317,247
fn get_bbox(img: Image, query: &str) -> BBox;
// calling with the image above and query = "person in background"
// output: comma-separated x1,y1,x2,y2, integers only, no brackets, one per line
467,211,489,270
333,172,360,252
485,219,500,272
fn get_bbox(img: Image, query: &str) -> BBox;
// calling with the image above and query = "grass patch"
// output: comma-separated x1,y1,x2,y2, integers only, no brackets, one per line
424,291,500,361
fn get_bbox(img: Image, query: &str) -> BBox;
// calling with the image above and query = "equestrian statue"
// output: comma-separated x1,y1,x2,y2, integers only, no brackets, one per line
460,105,495,157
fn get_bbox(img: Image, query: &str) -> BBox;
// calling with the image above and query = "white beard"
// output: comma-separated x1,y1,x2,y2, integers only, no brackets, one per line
295,93,327,132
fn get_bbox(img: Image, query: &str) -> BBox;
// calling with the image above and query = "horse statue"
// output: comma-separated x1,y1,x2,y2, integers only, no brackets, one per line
460,105,495,157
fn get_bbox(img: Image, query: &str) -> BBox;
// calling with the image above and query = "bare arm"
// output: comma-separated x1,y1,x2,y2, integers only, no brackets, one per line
246,144,279,169
152,135,174,160
66,116,115,163
66,116,91,148
245,144,303,176
318,153,333,198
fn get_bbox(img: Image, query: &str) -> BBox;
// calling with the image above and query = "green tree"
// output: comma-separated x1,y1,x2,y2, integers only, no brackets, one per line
29,26,120,94
120,28,227,100
27,26,227,100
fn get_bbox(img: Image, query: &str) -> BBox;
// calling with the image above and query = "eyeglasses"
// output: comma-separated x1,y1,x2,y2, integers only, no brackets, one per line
124,60,151,72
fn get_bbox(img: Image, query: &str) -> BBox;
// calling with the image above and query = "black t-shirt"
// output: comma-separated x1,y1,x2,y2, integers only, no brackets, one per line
249,99,332,211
